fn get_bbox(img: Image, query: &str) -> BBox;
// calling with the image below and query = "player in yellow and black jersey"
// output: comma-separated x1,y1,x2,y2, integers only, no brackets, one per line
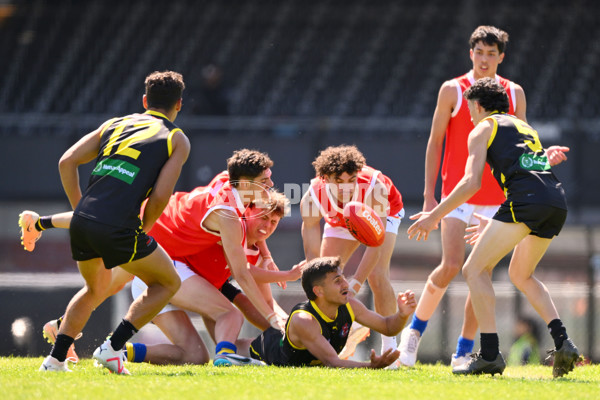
248,257,416,368
38,71,191,374
407,77,579,378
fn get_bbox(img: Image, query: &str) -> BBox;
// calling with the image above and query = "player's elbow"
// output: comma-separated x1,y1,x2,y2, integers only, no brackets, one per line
464,176,482,194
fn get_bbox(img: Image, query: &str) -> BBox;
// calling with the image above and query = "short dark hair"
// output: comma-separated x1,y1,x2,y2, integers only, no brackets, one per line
227,149,273,185
145,70,185,110
312,145,365,178
469,25,509,54
463,77,509,113
301,257,341,301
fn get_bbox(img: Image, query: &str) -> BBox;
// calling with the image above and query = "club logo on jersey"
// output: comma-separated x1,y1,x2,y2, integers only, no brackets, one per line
341,323,350,337
92,158,140,184
519,154,550,171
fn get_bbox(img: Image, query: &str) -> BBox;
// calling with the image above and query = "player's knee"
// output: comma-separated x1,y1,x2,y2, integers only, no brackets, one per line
183,349,210,365
508,269,526,290
461,264,473,282
439,260,462,280
165,274,181,295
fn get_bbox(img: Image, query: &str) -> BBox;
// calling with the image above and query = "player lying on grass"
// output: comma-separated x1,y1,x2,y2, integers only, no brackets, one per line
241,256,417,368
21,190,301,367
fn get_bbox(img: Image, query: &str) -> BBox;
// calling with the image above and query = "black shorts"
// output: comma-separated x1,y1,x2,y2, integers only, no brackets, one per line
220,280,242,302
249,327,285,366
70,214,158,269
494,202,567,239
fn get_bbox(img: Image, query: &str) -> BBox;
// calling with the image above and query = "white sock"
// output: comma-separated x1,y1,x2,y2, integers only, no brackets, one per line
381,335,397,353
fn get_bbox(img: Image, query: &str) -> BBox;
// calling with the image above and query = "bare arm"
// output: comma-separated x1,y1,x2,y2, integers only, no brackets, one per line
249,260,304,284
350,290,416,335
142,131,190,232
351,180,388,286
513,83,527,122
408,120,492,241
218,212,282,329
300,191,323,261
289,312,399,369
423,82,456,211
58,128,104,209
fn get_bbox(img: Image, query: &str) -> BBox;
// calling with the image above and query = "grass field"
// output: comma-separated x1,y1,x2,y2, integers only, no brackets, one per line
1,357,598,400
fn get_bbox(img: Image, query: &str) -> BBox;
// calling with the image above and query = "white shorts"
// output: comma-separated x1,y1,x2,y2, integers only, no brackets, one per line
442,199,499,226
130,260,196,316
323,209,405,241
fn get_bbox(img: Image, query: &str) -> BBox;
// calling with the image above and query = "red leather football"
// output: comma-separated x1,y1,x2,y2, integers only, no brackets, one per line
343,201,385,247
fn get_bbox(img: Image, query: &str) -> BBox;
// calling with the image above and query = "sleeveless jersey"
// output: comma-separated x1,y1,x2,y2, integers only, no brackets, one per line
75,110,182,229
484,113,567,209
309,166,404,228
148,171,247,260
253,300,354,366
181,226,261,289
442,71,517,205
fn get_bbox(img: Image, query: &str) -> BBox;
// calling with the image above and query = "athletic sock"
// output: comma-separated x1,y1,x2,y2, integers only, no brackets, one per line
125,342,147,362
455,336,475,358
548,319,568,350
215,341,237,355
50,333,75,362
35,216,55,231
479,333,499,362
109,319,138,351
409,315,428,336
381,335,397,352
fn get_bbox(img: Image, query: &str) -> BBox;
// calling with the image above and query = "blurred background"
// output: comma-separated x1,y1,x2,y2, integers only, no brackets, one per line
0,0,598,364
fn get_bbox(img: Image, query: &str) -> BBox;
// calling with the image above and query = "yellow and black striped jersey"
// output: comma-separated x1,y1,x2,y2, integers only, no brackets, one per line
250,300,354,366
484,113,567,210
75,110,183,229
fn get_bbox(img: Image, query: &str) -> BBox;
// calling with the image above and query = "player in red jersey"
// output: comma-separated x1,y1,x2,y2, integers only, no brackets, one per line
407,78,576,377
398,26,569,367
127,191,304,366
300,145,405,357
22,149,292,367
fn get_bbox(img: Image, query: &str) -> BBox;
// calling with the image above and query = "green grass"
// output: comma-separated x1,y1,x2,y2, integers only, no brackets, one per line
1,357,598,400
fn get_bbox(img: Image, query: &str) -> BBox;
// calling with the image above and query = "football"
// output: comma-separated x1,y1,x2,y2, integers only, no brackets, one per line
343,201,385,247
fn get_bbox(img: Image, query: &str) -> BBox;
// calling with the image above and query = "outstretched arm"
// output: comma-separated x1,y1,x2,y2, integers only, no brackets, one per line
249,260,304,284
351,290,416,336
407,120,492,241
288,312,400,369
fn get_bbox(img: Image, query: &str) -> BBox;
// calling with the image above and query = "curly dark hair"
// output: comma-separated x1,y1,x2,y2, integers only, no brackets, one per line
469,25,509,54
227,149,273,185
145,70,185,110
463,77,509,113
312,145,365,178
301,257,341,301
